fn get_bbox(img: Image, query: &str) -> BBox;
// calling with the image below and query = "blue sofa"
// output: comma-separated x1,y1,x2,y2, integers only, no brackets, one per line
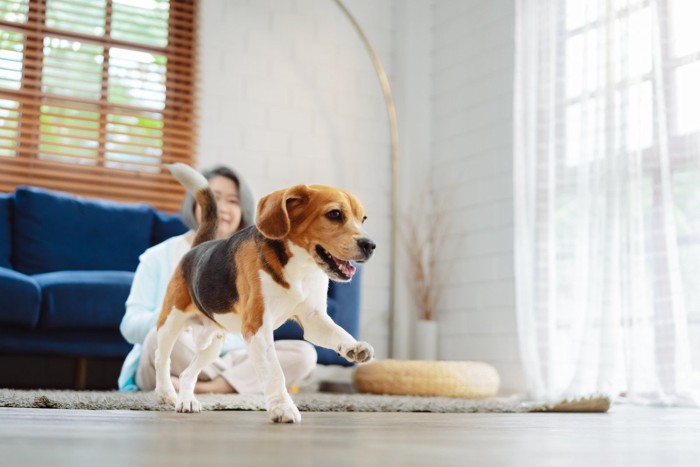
0,186,362,388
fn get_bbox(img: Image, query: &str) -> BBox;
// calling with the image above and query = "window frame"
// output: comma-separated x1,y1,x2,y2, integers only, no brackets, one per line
555,0,700,324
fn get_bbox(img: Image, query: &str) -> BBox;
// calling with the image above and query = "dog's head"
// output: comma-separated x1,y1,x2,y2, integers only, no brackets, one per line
256,185,375,282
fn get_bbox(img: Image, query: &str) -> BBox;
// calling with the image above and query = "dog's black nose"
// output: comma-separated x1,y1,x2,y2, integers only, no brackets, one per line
357,238,376,258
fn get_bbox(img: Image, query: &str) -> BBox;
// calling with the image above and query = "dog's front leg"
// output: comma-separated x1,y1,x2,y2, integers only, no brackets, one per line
247,324,301,424
298,309,374,364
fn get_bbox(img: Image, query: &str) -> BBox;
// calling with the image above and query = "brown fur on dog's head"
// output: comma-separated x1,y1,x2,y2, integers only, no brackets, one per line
256,185,375,282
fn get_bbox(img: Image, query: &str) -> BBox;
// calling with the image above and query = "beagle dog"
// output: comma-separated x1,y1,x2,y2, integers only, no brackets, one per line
154,163,376,423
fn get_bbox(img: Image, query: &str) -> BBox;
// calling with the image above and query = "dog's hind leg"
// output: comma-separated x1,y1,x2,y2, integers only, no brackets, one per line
154,307,189,406
175,330,225,413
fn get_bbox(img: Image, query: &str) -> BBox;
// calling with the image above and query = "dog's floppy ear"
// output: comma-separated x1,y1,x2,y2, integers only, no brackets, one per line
256,185,310,239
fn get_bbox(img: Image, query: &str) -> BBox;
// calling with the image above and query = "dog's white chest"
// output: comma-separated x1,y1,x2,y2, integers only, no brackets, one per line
259,243,328,324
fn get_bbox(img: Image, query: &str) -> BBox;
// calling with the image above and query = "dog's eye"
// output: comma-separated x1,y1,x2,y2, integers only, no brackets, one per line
326,210,343,222
362,216,367,224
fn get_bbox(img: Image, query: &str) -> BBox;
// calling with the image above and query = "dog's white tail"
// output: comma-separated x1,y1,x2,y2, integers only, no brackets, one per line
165,163,218,247
167,163,208,194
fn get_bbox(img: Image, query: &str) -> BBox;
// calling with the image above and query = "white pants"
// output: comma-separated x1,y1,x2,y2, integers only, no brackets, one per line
136,326,317,394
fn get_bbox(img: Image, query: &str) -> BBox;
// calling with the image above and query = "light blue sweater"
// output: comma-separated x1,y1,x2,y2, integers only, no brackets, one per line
117,234,245,391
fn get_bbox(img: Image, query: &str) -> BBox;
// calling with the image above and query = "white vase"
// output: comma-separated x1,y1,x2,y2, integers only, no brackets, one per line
414,319,439,360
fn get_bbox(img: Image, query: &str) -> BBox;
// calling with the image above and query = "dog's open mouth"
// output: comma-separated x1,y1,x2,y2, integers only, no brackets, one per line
315,245,356,280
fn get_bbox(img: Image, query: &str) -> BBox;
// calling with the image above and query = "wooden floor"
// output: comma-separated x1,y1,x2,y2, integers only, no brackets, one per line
1,405,698,466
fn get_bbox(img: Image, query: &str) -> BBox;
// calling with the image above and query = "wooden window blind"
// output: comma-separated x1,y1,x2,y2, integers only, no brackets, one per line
0,0,197,211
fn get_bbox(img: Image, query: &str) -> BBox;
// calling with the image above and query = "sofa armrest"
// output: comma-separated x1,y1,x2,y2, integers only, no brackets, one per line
0,266,41,328
0,193,12,269
326,265,362,339
273,267,363,366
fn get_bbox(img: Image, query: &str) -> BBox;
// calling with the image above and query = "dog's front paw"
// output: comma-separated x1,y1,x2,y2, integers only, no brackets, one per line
155,385,177,406
176,393,201,413
340,341,374,363
268,399,301,424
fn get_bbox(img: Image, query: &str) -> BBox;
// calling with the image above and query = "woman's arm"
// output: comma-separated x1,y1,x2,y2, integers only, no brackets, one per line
120,253,163,345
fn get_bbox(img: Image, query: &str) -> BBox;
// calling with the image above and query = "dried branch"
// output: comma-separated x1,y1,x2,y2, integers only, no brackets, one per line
401,188,457,322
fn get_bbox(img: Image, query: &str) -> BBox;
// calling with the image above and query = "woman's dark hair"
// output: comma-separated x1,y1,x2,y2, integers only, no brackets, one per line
180,165,248,231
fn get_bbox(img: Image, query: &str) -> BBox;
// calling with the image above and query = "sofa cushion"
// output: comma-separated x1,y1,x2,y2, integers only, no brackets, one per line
0,267,41,328
12,186,154,274
34,270,134,330
0,193,12,268
151,210,188,246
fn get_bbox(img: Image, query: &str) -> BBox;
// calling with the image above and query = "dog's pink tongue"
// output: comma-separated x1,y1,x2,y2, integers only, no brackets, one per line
333,257,356,277
343,262,356,277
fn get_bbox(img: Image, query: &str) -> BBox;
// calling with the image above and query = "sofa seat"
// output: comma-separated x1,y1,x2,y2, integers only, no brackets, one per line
0,267,41,328
34,271,135,330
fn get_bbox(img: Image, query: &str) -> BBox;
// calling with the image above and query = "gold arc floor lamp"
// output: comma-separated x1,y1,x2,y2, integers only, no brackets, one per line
333,0,399,357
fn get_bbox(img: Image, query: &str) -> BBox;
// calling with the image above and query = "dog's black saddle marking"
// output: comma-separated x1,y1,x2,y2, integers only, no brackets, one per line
181,226,254,317
180,225,295,318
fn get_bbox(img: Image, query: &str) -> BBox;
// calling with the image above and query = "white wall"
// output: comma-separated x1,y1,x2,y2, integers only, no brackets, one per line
391,0,434,361
197,0,395,358
197,0,526,394
430,0,524,394
389,0,525,394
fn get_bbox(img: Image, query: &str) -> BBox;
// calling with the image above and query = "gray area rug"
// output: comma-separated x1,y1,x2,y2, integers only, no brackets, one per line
0,389,611,413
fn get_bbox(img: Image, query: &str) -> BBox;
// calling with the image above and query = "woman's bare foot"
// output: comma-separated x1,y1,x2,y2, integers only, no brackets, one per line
194,376,236,394
170,375,235,394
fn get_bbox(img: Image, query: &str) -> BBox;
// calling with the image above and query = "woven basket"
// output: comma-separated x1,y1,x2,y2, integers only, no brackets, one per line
354,359,500,399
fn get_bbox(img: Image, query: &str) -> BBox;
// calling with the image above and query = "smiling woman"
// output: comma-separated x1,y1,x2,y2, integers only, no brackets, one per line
0,0,198,211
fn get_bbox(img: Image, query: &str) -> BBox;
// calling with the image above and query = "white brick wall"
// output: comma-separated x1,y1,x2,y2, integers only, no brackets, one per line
197,0,395,358
430,0,525,394
196,0,526,394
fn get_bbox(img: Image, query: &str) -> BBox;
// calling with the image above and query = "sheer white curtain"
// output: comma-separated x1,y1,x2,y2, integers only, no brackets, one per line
514,0,700,405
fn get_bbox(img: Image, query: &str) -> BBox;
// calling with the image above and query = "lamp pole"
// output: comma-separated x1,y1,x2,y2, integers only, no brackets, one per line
332,0,399,357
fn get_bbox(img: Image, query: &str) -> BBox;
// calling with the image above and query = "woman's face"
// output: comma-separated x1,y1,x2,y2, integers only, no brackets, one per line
195,175,242,239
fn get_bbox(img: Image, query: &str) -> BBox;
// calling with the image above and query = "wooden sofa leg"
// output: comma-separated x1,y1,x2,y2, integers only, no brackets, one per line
73,357,87,390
